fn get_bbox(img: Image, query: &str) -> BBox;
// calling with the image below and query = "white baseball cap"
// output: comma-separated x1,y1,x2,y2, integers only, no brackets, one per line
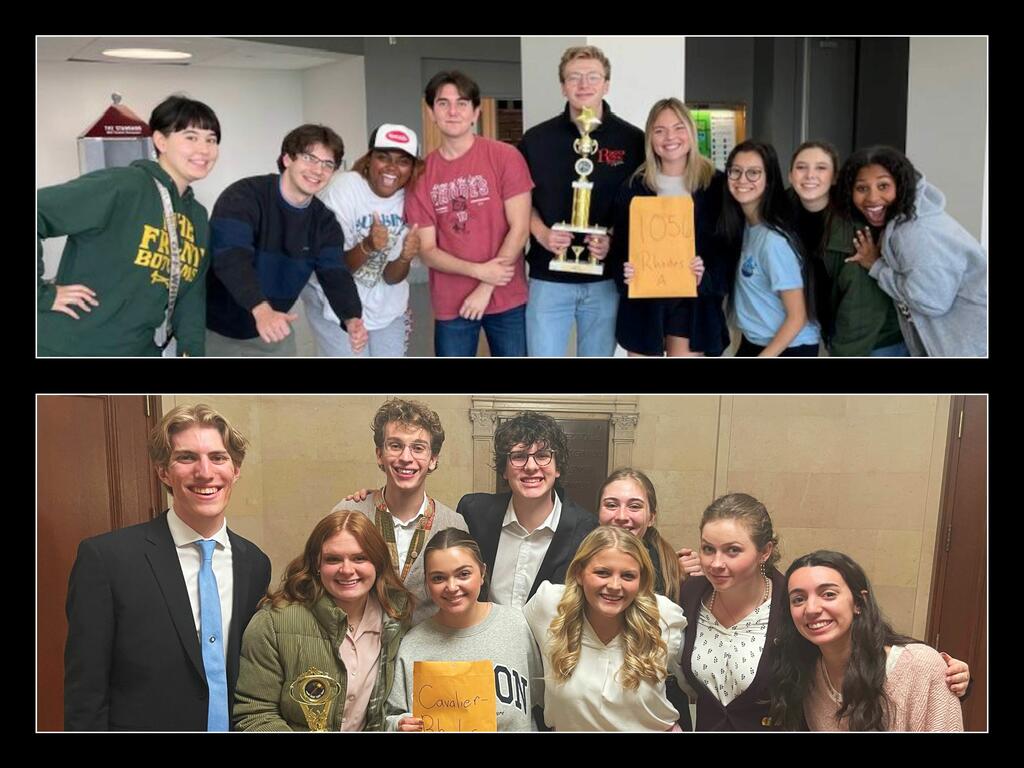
369,123,418,158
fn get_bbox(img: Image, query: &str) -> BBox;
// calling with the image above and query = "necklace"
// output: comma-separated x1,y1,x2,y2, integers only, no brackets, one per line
706,572,770,617
820,656,843,705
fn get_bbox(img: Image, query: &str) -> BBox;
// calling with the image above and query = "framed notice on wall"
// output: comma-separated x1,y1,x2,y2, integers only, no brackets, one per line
688,104,747,172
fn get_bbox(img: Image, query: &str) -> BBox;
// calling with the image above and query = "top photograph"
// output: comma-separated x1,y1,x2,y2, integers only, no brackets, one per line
36,36,988,358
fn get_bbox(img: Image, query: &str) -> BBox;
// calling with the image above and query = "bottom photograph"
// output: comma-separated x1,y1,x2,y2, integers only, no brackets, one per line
37,394,986,732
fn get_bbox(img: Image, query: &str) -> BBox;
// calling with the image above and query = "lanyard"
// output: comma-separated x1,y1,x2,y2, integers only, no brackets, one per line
152,180,182,349
372,487,436,582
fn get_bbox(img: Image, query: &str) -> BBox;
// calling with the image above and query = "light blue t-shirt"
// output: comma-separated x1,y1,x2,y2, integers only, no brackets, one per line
734,224,821,347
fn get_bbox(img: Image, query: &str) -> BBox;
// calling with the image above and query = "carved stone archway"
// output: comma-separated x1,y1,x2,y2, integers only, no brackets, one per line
468,396,639,494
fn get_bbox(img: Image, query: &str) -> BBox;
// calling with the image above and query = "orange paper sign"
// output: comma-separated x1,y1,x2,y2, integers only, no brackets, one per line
413,660,497,732
628,196,697,298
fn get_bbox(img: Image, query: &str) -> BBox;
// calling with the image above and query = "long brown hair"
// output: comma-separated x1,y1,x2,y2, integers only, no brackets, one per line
262,510,412,620
599,468,680,602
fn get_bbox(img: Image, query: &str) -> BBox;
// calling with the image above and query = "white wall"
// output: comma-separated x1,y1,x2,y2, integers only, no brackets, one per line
520,36,584,130
37,61,306,276
521,37,687,133
906,36,987,242
301,57,368,169
587,36,686,130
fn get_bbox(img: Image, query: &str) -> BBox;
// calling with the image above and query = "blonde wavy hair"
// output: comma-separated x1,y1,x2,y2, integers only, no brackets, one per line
547,527,667,690
632,97,715,196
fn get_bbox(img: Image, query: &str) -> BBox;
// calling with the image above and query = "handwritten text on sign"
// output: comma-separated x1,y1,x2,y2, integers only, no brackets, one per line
628,196,697,299
413,660,497,732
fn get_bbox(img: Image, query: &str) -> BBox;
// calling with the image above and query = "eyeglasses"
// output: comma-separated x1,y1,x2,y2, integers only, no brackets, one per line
508,449,554,468
564,72,606,86
727,166,764,182
383,440,431,458
299,152,338,172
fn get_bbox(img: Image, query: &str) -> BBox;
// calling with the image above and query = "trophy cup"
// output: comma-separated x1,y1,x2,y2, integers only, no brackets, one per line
549,105,607,276
289,666,341,731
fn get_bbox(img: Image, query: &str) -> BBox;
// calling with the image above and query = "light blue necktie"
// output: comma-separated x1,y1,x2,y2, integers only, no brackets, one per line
197,539,229,731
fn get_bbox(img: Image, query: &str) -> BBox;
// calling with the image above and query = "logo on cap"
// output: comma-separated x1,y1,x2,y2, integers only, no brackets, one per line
385,131,410,144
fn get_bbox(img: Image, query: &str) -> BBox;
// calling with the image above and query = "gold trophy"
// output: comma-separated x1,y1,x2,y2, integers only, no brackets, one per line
549,105,607,275
289,666,341,731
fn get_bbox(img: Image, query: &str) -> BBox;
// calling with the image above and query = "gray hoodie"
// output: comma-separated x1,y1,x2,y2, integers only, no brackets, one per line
869,176,987,356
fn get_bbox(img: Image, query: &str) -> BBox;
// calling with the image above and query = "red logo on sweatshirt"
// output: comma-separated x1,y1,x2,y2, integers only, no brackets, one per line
597,148,626,166
386,131,410,143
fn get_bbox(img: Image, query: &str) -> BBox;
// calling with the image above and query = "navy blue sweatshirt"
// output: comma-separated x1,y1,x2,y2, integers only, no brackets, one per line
207,174,361,339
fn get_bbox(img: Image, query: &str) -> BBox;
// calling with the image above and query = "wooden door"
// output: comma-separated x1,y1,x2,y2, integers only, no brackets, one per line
926,395,986,730
37,396,163,731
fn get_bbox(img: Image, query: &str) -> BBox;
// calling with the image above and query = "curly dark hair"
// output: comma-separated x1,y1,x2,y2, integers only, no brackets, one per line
492,411,569,477
769,550,919,731
371,398,445,457
835,145,921,227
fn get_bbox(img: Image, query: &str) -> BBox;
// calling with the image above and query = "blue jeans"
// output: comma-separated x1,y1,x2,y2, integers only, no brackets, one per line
525,278,618,357
434,304,527,357
869,341,910,357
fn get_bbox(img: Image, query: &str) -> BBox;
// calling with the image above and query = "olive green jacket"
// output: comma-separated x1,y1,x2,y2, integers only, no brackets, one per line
234,590,407,731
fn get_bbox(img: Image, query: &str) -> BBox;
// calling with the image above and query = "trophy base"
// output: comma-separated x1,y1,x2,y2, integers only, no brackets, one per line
548,259,605,276
551,222,608,236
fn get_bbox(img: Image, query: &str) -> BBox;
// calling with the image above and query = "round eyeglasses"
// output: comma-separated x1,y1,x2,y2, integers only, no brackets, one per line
507,449,554,468
727,166,764,182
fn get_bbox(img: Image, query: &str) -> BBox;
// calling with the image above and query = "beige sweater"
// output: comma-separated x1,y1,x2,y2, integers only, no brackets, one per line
804,643,964,731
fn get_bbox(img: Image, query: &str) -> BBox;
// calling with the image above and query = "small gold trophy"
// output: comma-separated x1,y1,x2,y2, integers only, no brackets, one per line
550,105,607,275
289,667,341,731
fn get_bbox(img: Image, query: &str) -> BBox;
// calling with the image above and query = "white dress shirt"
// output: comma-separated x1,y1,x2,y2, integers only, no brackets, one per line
387,491,429,570
166,507,234,658
490,494,562,609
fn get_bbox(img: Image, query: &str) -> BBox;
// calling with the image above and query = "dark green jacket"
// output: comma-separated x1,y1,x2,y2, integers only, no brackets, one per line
37,160,210,356
822,214,903,356
234,591,408,731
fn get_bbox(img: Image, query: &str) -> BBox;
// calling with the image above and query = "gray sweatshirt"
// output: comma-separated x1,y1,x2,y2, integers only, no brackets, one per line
870,177,987,356
385,603,543,731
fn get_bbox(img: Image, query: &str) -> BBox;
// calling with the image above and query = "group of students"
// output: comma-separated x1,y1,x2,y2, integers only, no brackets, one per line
64,399,972,731
37,45,987,358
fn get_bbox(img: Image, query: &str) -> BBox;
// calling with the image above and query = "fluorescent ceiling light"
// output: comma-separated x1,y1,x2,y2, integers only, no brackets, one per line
102,48,192,61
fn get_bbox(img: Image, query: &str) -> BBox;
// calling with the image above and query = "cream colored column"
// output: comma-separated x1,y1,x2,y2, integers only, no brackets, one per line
469,409,499,493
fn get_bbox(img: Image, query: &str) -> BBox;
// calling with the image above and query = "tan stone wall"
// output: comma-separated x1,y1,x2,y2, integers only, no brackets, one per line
164,394,950,637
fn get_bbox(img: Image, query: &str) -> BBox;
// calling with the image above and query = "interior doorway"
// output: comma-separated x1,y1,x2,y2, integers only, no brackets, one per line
926,395,986,730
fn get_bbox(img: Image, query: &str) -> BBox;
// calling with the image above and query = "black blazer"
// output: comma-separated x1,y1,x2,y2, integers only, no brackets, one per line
456,488,598,603
677,567,787,731
63,511,272,731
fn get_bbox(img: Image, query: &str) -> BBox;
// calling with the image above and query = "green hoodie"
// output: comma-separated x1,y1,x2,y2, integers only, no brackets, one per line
822,213,903,356
37,159,210,356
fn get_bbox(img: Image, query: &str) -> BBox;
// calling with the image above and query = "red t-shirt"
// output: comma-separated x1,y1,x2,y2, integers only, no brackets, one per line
405,137,534,320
